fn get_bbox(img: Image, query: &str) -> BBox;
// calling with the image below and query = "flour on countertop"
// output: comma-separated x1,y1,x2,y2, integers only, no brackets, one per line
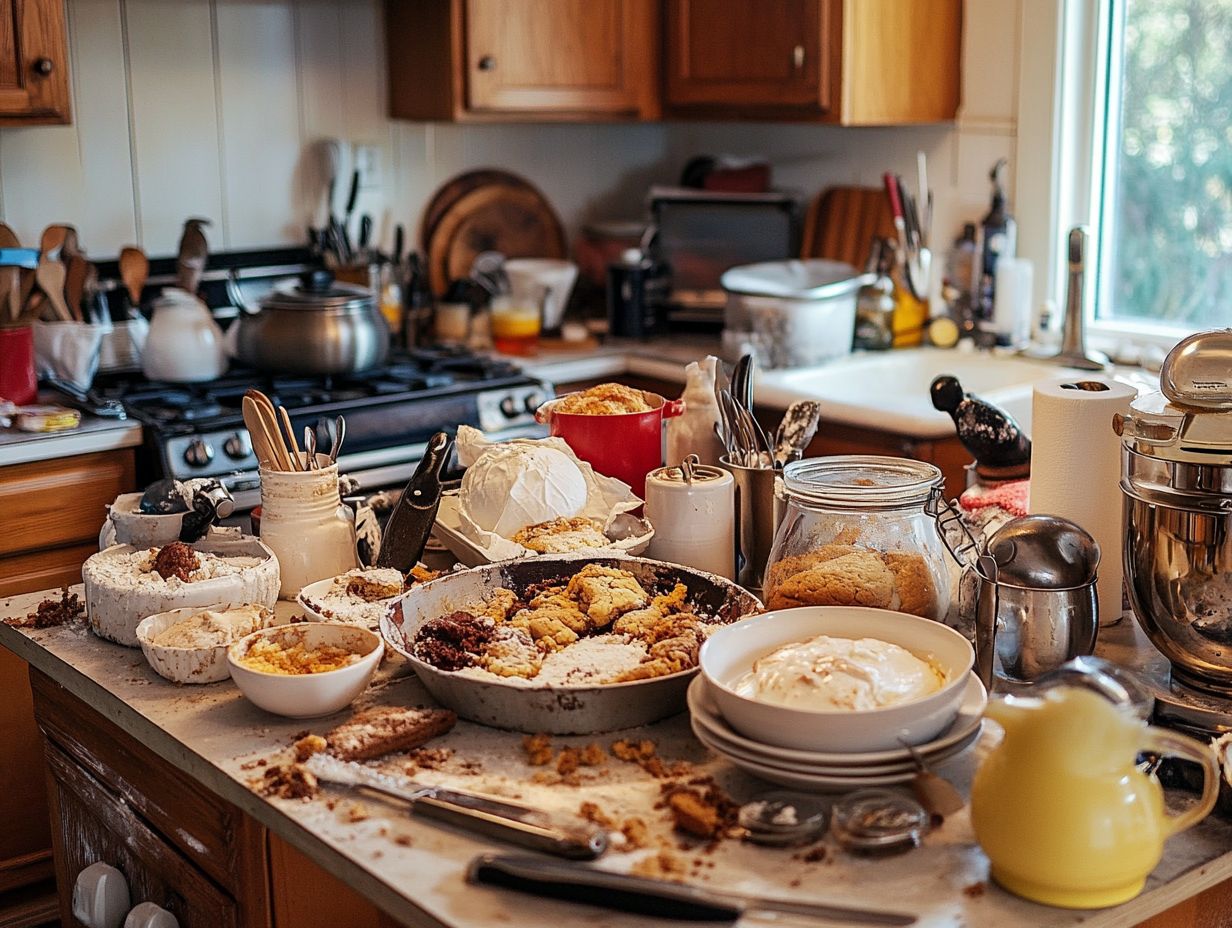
89,548,264,589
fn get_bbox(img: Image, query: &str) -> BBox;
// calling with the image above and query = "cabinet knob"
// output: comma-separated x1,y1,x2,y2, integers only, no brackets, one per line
477,55,496,72
33,56,54,76
792,45,805,70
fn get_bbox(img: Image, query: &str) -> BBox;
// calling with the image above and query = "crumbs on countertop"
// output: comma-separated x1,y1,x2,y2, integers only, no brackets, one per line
6,589,85,628
255,763,319,800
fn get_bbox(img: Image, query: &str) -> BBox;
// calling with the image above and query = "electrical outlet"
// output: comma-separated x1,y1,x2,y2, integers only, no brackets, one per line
353,143,382,190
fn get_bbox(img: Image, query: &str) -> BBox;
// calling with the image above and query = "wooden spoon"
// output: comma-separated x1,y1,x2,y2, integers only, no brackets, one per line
39,224,68,259
65,255,88,320
0,267,20,323
176,219,210,294
119,246,149,307
278,405,304,471
35,256,72,321
0,222,20,249
245,389,293,471
242,395,281,470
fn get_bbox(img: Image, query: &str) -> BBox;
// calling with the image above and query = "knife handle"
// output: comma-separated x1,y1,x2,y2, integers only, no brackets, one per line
415,797,608,860
467,854,740,922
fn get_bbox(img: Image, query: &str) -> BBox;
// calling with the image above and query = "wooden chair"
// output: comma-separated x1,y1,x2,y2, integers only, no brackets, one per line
799,186,896,269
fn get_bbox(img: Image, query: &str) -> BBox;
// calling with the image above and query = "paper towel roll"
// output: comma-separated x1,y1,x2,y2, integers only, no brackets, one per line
1029,378,1137,626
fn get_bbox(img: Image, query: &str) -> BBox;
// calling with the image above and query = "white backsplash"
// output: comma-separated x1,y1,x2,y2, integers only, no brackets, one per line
0,0,1021,262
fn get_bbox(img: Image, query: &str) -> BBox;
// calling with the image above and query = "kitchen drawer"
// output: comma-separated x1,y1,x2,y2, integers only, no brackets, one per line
31,671,267,896
0,450,135,557
44,743,239,928
0,542,97,597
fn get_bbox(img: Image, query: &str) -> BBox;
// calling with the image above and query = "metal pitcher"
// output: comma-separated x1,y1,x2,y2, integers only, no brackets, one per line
929,495,1101,688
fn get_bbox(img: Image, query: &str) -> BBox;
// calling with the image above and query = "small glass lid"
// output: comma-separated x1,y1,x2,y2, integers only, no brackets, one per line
831,789,928,854
783,455,943,511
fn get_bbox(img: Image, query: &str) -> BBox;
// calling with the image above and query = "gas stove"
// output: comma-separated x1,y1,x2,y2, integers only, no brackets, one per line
95,347,551,508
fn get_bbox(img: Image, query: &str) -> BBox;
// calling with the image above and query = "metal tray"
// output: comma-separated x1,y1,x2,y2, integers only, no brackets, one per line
381,555,761,734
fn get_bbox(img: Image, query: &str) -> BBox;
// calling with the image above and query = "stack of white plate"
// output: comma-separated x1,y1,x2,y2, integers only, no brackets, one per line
688,674,988,791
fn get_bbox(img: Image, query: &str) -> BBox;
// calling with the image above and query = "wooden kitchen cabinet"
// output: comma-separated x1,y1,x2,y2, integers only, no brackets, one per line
386,0,659,121
0,448,135,596
0,0,71,125
30,669,401,928
664,0,962,124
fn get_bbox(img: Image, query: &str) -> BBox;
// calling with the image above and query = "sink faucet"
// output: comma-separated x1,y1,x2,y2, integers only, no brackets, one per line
1048,226,1109,370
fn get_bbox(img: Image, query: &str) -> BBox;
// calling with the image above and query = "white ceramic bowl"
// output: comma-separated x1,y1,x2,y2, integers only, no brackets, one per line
699,606,974,753
296,570,404,628
227,623,383,718
136,604,277,685
83,535,280,647
103,493,186,548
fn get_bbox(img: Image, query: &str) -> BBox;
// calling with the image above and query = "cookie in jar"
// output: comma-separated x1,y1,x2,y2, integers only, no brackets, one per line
764,457,951,620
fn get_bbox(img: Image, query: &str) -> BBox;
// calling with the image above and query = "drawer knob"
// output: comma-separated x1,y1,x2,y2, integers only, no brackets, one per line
33,56,54,76
72,862,130,928
477,54,496,71
124,902,180,928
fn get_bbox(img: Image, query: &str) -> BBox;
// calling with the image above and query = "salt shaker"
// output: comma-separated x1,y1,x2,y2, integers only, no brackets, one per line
644,456,735,579
258,457,358,598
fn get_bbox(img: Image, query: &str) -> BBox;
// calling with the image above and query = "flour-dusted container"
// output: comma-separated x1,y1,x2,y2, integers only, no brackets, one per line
720,260,869,369
644,458,735,579
82,534,279,647
258,455,358,598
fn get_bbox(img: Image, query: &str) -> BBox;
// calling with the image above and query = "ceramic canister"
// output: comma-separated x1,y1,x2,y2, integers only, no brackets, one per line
258,455,358,598
644,462,735,580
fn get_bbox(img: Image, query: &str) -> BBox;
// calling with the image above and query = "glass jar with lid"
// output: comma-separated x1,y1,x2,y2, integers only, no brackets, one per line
764,456,951,620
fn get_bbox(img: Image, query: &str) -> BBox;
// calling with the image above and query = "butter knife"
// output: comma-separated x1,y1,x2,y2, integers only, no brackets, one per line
305,755,607,860
468,854,917,925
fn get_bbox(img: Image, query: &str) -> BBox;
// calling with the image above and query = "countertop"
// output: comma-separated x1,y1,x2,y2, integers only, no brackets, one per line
0,412,142,466
2,590,1229,928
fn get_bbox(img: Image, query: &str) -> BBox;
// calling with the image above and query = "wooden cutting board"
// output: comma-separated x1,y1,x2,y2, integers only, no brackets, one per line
800,186,896,269
420,169,540,254
427,182,566,295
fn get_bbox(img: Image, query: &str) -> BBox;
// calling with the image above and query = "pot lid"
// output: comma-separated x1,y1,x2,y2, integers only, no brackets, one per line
720,259,870,300
262,270,372,311
1115,329,1232,463
782,455,941,510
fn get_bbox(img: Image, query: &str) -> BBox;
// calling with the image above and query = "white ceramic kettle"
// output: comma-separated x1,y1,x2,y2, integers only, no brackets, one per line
142,288,226,382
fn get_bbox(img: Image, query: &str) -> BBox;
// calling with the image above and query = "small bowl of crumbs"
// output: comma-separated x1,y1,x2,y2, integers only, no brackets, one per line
227,623,383,718
297,565,439,629
136,603,278,684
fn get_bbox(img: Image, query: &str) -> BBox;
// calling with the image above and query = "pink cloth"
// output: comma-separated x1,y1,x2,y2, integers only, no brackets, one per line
959,479,1029,517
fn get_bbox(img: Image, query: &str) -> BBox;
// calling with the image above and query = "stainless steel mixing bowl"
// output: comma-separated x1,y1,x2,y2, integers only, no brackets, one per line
1123,486,1232,696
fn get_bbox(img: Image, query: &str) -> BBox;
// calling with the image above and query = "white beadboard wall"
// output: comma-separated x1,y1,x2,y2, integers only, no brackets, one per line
0,0,1021,260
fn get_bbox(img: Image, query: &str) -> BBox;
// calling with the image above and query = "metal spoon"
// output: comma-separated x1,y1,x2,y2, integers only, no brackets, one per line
329,415,346,463
303,426,319,470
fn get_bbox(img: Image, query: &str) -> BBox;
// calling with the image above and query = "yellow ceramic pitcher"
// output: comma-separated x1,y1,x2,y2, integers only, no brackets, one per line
971,687,1219,909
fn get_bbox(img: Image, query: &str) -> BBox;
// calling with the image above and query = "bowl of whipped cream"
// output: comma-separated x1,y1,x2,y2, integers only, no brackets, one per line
699,607,973,753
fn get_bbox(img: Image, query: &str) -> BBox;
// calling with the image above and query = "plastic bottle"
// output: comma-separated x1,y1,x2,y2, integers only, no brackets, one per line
666,356,725,466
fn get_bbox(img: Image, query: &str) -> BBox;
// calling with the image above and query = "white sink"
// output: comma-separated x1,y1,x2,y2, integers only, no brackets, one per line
755,348,1152,439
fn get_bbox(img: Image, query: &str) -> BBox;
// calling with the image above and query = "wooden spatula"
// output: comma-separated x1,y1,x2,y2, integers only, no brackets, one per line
119,246,149,307
0,222,20,249
65,255,89,320
35,256,72,321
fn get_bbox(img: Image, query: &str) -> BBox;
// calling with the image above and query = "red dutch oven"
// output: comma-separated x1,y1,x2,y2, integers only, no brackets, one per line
536,391,685,498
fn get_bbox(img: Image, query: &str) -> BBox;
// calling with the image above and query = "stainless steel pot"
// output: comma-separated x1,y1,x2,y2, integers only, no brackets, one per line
1116,329,1232,696
234,270,388,374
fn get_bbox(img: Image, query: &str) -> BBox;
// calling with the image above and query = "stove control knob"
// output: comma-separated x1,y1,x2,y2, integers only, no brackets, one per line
223,432,252,460
184,438,214,468
499,395,519,418
523,391,544,415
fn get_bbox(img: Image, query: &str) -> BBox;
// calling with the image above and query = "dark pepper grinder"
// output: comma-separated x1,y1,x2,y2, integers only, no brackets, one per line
930,375,1031,480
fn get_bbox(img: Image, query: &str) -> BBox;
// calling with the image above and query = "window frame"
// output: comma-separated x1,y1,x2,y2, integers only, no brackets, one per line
1018,0,1195,352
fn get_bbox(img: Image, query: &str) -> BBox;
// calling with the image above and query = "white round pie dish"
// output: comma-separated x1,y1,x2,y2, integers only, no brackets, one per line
295,569,406,629
83,536,280,647
699,606,974,753
227,623,383,718
135,604,278,685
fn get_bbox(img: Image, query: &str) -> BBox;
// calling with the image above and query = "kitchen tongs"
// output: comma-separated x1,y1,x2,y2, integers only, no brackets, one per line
305,755,607,860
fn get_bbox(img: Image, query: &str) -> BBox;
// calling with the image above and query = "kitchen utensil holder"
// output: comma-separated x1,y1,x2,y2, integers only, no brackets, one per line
720,455,780,593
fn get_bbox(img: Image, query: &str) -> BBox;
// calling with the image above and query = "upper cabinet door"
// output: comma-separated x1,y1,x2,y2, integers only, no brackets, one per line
465,0,657,116
0,0,71,124
665,0,828,111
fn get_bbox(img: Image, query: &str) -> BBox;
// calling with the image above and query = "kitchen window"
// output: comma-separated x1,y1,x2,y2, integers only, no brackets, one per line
1092,0,1232,334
